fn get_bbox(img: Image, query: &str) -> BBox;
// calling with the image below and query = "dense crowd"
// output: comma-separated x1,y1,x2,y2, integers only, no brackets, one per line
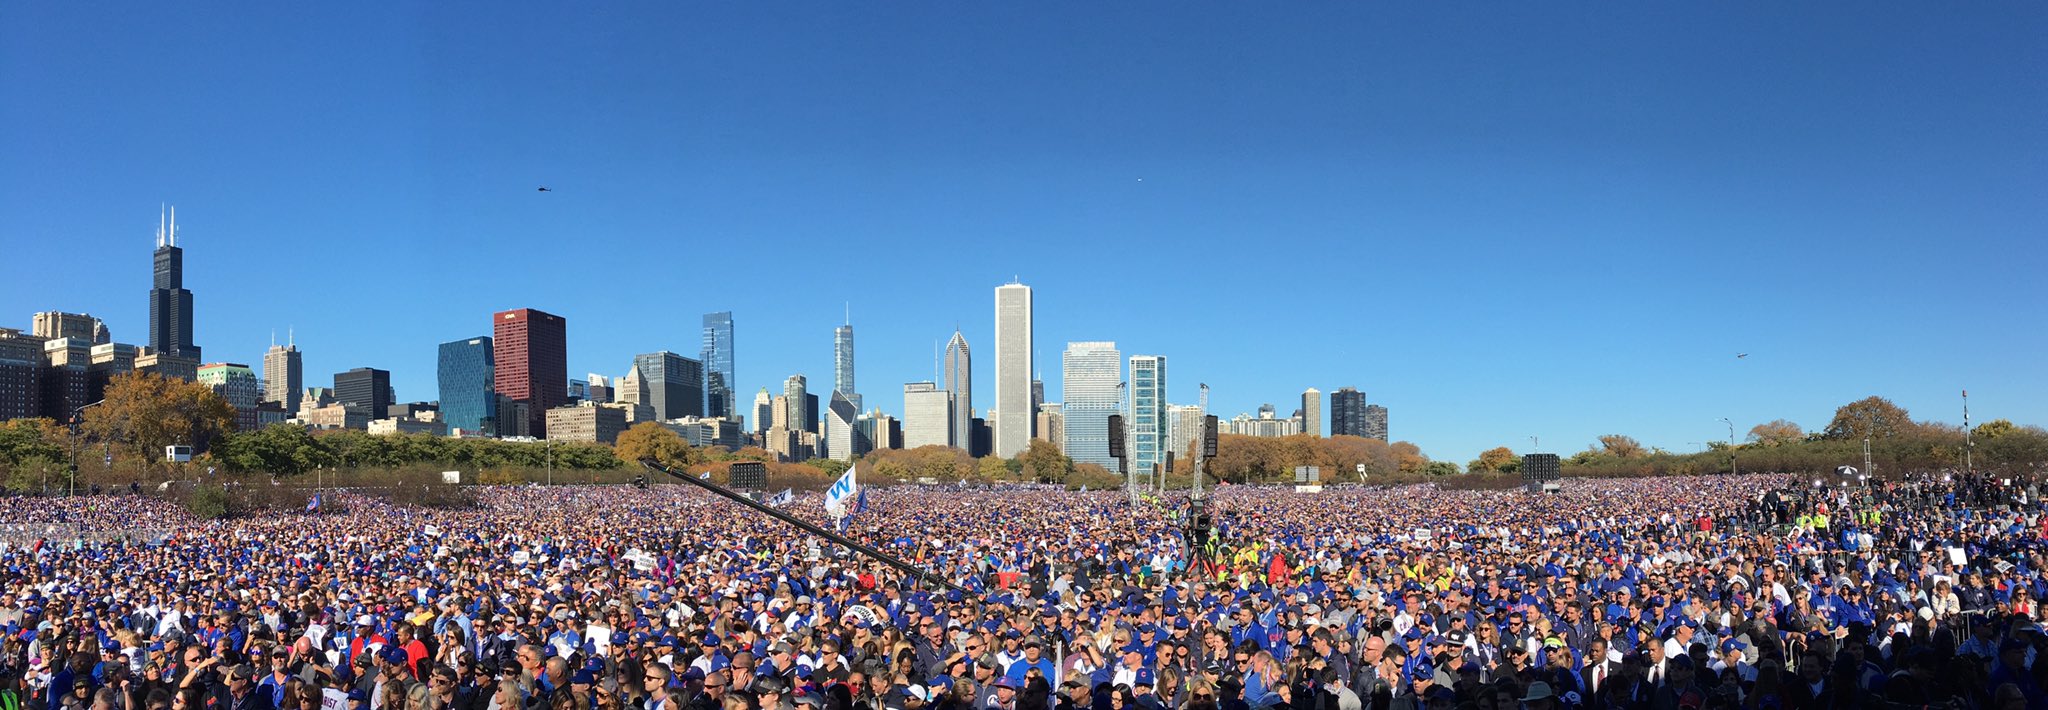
0,470,2043,710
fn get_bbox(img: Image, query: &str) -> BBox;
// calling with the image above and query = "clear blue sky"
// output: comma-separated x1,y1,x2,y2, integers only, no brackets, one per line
4,3,2044,464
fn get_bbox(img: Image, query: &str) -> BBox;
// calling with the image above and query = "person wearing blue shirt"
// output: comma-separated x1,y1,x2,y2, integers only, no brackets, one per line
1004,638,1058,685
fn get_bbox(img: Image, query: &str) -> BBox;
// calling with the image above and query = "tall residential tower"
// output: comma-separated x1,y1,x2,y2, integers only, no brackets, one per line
701,312,735,418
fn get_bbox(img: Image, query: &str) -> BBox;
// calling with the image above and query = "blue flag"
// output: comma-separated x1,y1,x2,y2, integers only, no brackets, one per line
306,494,320,512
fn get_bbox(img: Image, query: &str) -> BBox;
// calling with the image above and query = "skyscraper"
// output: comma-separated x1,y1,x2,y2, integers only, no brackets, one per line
1301,387,1322,438
334,367,391,419
1061,341,1121,469
701,312,735,418
1330,387,1368,438
994,283,1033,457
1166,404,1207,462
783,375,811,434
1128,356,1166,476
902,382,953,449
263,337,302,414
1365,404,1389,441
752,388,772,434
438,337,496,436
833,323,860,412
823,390,863,461
493,308,567,437
632,351,705,420
944,331,972,453
147,205,200,361
1031,378,1044,437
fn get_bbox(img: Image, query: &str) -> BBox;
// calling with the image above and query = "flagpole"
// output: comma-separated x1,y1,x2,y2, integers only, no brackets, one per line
640,459,971,595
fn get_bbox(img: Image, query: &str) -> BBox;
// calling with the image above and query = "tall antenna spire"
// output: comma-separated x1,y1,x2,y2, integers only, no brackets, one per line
271,329,277,348
168,205,177,246
288,326,294,347
157,203,166,248
844,302,850,326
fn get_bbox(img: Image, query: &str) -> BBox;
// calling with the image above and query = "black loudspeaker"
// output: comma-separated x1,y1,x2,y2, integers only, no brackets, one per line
1521,454,1561,483
729,461,768,490
1107,415,1125,459
1203,415,1219,456
1165,452,1176,474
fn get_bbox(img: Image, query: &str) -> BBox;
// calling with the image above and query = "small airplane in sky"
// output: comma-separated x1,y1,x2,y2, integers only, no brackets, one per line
537,186,552,192
1736,353,1748,359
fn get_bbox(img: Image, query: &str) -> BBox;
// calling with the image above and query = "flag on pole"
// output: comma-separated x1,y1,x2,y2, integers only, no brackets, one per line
698,471,711,480
767,488,794,508
824,464,859,519
854,485,868,514
306,494,320,512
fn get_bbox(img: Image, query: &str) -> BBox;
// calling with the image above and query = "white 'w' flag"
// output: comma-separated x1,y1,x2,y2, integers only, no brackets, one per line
824,464,859,519
767,488,794,508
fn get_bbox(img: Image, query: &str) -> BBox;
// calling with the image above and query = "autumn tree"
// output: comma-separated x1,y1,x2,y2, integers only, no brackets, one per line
1596,434,1646,459
1018,439,1074,483
1747,419,1805,446
1468,446,1517,473
615,421,694,468
82,372,235,469
1823,396,1914,440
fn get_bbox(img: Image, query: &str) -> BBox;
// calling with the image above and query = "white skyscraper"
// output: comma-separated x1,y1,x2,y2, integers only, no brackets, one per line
1061,341,1121,469
994,283,1034,457
902,381,953,449
823,390,862,461
945,331,971,451
1167,404,1207,463
1301,387,1322,438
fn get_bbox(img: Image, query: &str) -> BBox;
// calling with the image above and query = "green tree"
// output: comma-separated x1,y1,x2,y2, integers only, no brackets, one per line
976,456,1011,481
807,457,851,480
1974,419,2019,440
1018,439,1073,483
0,419,70,466
214,424,330,475
1423,460,1460,477
1823,396,1913,440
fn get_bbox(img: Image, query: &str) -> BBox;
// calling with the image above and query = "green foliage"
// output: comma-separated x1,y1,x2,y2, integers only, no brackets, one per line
616,422,694,468
179,484,232,519
207,429,623,476
1019,439,1075,483
1468,446,1517,473
1423,461,1460,477
1067,463,1123,490
213,424,329,476
0,419,70,466
806,457,851,480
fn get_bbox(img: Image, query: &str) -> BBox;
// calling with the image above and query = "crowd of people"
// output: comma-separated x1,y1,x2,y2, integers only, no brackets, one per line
0,469,2043,710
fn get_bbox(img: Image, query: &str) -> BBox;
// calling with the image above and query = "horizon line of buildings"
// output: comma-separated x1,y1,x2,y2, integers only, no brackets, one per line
0,208,1389,472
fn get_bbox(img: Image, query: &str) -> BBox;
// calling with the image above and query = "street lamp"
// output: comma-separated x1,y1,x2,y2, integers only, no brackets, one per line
1718,418,1736,476
546,441,554,486
67,400,105,497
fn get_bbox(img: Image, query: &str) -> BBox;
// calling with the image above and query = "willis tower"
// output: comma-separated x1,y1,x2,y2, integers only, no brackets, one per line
149,205,200,361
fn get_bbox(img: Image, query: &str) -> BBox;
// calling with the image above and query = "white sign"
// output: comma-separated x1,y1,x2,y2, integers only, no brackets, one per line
1412,528,1433,541
441,471,461,485
424,525,442,538
1948,547,1967,566
512,550,531,566
321,688,349,710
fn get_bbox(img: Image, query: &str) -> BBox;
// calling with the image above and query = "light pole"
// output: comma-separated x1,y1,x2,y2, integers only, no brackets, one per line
546,441,554,486
1718,418,1736,476
67,400,105,497
1963,389,1973,476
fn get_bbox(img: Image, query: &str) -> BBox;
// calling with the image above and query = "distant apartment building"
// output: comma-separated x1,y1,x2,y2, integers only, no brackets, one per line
1329,387,1368,438
546,402,627,444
